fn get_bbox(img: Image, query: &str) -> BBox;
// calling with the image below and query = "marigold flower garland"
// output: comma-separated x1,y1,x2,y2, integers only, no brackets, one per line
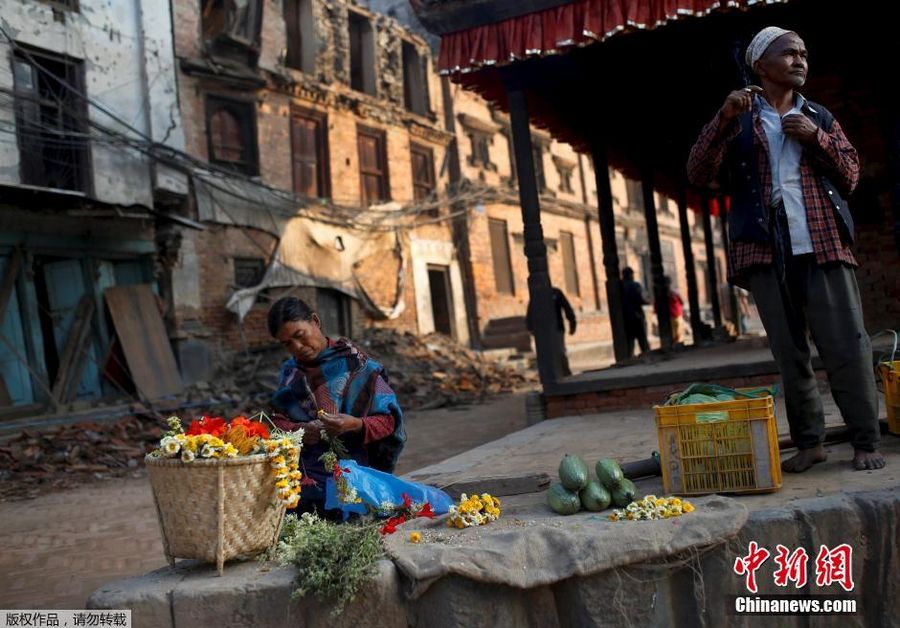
153,414,304,509
607,495,695,521
447,492,501,529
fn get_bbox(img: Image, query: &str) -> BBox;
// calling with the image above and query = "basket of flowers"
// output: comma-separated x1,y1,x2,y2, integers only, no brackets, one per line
145,414,303,575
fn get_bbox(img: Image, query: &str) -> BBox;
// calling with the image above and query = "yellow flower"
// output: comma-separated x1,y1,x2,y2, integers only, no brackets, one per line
683,502,695,513
275,478,290,489
670,498,682,506
608,512,620,521
222,443,238,457
409,532,422,543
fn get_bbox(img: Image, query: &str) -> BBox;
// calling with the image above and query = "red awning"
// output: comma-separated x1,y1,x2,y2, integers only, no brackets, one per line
438,0,784,77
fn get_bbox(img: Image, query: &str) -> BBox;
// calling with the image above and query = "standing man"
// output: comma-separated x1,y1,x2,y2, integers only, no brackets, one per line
688,27,884,471
621,267,650,357
526,286,577,376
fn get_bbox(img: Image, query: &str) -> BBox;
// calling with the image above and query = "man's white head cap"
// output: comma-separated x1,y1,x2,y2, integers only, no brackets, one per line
745,26,796,67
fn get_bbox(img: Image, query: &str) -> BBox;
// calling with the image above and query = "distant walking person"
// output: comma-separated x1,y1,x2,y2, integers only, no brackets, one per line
621,267,650,357
664,276,685,345
526,286,577,376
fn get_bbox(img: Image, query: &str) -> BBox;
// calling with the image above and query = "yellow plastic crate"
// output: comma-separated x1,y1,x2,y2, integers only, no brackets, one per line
655,394,782,496
879,361,900,435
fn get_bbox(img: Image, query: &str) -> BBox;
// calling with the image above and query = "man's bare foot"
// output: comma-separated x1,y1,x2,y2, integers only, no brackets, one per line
781,445,827,473
852,450,885,470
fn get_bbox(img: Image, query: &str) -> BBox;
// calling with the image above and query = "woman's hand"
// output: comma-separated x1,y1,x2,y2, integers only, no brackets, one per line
302,419,324,445
319,412,364,437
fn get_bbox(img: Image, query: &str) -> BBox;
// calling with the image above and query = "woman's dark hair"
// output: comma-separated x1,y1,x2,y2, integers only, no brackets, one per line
267,297,315,337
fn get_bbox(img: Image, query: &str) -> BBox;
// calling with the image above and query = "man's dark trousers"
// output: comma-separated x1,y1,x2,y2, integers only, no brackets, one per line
749,255,880,452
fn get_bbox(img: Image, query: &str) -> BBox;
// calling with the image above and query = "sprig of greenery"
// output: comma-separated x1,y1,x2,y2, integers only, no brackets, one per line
270,513,383,615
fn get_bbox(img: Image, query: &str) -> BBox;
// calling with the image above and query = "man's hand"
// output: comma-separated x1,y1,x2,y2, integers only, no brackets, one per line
721,85,763,122
569,323,577,336
781,114,818,145
319,412,364,437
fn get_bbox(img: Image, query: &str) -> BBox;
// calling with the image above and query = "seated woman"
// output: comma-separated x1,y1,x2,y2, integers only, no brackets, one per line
267,296,405,516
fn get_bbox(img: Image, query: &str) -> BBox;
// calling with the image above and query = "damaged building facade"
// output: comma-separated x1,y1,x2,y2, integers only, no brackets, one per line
168,0,727,382
167,0,468,384
0,0,729,416
0,0,187,411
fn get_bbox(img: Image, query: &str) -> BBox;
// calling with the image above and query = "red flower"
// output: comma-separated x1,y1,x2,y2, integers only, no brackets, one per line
414,503,435,520
300,476,318,487
380,514,407,535
402,493,413,509
186,416,226,437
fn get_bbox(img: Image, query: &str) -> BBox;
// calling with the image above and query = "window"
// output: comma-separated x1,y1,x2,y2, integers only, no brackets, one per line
657,193,672,214
348,11,375,95
283,0,316,73
502,130,516,187
233,257,265,288
291,108,329,198
625,178,644,210
201,0,262,46
206,96,258,175
410,143,436,204
357,127,389,206
532,144,547,192
38,0,78,10
317,288,351,338
402,41,430,116
662,240,676,278
554,157,575,194
488,218,515,295
640,254,653,296
468,132,494,170
560,231,579,297
13,47,90,192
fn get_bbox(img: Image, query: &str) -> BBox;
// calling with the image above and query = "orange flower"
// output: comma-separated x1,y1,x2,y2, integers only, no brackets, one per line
230,416,269,439
223,424,259,455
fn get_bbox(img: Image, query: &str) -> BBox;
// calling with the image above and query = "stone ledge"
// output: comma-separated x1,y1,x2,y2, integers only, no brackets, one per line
89,486,899,628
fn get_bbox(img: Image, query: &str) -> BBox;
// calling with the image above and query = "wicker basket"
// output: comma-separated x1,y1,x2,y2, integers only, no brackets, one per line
146,453,287,575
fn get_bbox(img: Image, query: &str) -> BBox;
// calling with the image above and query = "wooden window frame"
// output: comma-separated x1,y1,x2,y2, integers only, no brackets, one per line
357,126,390,206
559,231,580,297
290,106,330,199
488,218,515,296
13,45,91,193
410,142,436,203
205,95,259,176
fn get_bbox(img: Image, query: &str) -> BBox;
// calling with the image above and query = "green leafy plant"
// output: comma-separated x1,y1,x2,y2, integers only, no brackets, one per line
270,513,383,615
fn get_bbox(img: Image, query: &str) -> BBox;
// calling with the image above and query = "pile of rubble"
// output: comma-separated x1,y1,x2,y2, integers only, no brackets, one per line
359,328,537,410
0,417,162,500
180,328,538,414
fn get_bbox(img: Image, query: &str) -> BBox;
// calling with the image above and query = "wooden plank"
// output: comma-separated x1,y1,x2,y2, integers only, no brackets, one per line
104,285,183,400
0,248,23,322
440,472,551,500
51,295,95,403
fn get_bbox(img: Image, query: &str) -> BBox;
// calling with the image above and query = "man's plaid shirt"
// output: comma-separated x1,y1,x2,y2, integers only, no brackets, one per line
687,103,859,287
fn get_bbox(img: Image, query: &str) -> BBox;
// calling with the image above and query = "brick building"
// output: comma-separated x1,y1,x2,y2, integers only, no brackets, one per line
165,0,729,383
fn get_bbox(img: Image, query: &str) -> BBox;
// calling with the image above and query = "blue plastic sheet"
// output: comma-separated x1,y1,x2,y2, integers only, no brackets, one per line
324,459,454,517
